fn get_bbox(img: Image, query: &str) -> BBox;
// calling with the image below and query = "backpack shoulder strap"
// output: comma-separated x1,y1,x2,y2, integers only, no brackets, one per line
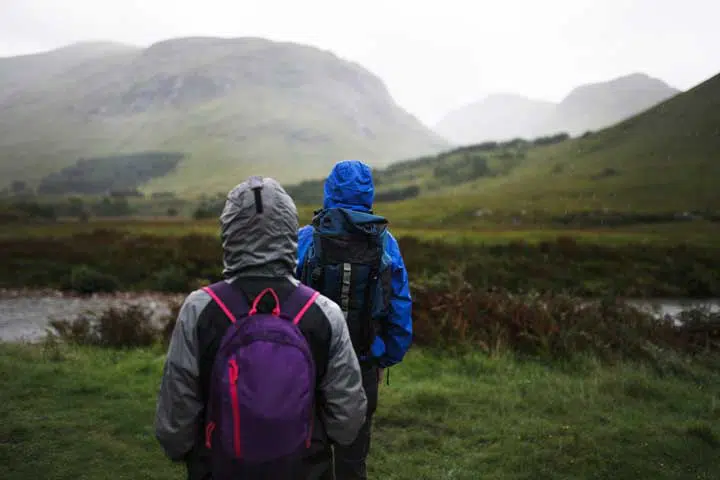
202,280,250,324
281,284,320,325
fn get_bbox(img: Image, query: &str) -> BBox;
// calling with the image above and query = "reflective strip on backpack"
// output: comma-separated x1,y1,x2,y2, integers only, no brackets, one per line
341,263,351,318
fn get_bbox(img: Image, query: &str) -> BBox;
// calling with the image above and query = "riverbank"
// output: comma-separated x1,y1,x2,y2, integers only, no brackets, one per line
0,289,182,342
1,343,718,480
2,287,718,364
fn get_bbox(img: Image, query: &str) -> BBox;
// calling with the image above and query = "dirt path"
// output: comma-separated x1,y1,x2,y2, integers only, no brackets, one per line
0,289,184,343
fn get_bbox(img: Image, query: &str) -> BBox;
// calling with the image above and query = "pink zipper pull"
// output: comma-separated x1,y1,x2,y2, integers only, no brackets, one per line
205,422,215,449
229,359,238,385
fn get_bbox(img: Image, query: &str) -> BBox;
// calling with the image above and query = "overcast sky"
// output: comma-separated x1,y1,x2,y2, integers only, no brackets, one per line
1,0,718,125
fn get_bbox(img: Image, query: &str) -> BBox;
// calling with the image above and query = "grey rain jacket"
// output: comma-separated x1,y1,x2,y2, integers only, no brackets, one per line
154,177,367,479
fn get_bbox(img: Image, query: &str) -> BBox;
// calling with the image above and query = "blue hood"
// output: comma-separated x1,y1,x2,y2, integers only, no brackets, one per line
323,160,374,212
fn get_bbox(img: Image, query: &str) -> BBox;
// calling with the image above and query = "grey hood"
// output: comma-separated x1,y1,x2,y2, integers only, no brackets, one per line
220,176,298,278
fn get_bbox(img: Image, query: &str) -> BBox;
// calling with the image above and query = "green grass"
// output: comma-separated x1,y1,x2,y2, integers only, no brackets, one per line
1,343,719,479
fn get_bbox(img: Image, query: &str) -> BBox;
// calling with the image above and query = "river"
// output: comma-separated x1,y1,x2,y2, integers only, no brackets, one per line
625,298,720,323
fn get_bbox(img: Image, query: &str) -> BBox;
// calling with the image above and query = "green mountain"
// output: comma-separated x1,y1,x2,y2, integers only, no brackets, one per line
434,73,680,145
291,71,720,224
0,37,447,195
0,41,136,97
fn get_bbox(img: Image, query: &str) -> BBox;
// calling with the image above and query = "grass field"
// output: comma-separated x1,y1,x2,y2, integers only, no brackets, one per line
1,342,718,480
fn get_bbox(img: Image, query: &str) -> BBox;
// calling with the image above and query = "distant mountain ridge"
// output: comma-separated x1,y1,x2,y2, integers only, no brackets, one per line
434,73,681,145
0,37,448,195
361,70,720,218
433,93,555,147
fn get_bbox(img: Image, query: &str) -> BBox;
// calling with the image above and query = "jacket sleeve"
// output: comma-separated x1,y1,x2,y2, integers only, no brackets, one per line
372,231,413,368
295,225,313,279
154,290,206,461
314,294,368,445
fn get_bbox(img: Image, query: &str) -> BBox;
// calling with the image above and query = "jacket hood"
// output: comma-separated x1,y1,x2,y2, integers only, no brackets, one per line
323,160,374,212
220,176,298,278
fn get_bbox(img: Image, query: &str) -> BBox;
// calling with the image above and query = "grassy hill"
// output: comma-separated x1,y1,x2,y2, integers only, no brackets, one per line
0,37,447,196
290,71,720,226
434,73,680,145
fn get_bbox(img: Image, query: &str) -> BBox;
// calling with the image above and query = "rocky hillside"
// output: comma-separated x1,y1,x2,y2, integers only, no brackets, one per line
0,37,447,196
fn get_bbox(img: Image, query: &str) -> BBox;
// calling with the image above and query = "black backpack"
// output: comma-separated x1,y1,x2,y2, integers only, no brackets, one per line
300,207,392,357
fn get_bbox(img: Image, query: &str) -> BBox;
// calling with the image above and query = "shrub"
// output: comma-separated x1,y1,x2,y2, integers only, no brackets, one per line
592,167,620,180
532,132,570,146
2,201,57,222
36,152,183,195
48,297,187,350
3,231,720,298
374,185,421,203
193,193,226,219
69,265,119,294
150,265,191,293
49,304,159,349
284,179,325,206
41,263,720,366
48,314,94,346
433,154,491,184
411,275,720,363
151,191,177,199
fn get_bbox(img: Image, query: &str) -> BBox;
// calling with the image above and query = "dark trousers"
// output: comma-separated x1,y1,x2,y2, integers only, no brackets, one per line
333,364,380,480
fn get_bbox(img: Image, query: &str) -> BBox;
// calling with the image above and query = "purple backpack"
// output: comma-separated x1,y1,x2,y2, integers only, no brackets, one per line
201,280,319,478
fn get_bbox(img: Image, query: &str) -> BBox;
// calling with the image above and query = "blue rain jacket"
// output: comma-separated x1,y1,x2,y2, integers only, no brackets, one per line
296,160,413,368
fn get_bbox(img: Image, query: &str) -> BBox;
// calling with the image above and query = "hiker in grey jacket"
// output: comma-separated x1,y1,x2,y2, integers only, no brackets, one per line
155,176,367,479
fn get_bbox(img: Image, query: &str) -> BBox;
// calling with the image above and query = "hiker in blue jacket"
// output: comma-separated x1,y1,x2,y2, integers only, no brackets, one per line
296,159,413,479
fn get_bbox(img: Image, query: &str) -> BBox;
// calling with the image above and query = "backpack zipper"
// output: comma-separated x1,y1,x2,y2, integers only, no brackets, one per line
306,407,314,448
228,359,241,458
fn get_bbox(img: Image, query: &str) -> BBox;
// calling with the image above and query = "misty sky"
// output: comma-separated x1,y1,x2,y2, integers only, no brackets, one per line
1,0,718,125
